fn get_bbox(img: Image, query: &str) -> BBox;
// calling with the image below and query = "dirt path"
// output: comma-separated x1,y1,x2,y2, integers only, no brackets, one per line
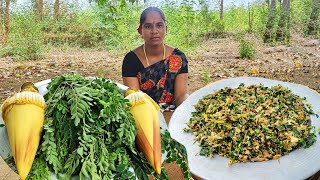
188,34,320,93
0,34,319,102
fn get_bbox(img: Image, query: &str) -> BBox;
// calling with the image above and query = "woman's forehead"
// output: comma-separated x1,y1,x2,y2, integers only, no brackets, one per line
144,11,164,24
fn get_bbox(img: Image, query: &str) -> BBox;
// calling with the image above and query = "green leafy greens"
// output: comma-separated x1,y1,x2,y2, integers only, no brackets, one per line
26,74,191,180
185,84,317,165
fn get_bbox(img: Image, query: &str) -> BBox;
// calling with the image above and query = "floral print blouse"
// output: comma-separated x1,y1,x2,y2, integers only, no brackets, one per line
122,48,188,111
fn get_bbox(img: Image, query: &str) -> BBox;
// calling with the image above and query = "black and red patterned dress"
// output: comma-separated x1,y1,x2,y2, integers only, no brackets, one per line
122,48,188,111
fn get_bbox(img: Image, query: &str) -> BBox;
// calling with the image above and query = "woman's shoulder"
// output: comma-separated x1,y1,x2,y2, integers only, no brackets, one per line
173,48,185,55
124,50,137,59
123,46,145,71
124,46,142,61
125,46,144,59
123,51,141,69
165,45,185,55
168,46,187,60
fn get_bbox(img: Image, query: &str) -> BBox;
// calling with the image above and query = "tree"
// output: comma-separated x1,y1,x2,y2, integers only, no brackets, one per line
276,0,291,42
4,0,10,42
307,0,320,35
220,0,223,20
0,0,4,32
54,0,60,20
263,0,276,43
35,0,44,20
248,3,254,33
0,0,4,45
90,0,137,7
0,1,4,21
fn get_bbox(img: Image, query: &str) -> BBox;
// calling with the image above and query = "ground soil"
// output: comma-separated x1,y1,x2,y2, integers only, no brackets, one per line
0,33,319,102
0,33,319,179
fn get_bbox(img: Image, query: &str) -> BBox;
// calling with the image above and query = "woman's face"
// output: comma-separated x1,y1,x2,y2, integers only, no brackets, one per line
141,11,166,46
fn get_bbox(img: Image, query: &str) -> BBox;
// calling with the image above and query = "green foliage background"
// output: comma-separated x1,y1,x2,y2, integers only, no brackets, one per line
0,0,319,60
1,11,45,60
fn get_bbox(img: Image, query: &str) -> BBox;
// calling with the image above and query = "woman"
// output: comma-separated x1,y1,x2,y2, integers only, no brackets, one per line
122,6,189,112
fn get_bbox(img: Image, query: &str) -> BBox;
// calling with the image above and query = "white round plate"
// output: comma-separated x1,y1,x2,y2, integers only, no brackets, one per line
168,77,320,180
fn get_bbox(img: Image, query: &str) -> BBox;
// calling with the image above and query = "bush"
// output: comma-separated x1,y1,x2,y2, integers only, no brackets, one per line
201,68,211,85
239,39,256,59
95,3,142,52
1,12,45,60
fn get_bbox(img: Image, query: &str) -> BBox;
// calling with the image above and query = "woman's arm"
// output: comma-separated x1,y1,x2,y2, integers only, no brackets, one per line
123,77,140,90
174,73,189,106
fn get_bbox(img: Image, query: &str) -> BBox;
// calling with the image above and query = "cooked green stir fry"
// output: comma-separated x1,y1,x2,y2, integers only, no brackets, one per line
184,83,317,165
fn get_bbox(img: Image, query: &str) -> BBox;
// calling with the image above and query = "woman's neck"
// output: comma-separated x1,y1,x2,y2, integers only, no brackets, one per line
143,43,166,66
144,43,164,57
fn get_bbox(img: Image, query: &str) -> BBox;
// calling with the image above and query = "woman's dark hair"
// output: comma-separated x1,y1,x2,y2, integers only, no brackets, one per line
139,7,166,25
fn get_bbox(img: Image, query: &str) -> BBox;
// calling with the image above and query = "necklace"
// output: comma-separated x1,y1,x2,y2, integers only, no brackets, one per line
143,43,166,66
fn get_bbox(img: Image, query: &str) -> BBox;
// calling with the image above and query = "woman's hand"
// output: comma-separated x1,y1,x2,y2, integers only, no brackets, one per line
174,73,189,106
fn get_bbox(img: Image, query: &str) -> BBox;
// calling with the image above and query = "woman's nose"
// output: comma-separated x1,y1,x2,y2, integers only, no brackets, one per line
151,27,158,34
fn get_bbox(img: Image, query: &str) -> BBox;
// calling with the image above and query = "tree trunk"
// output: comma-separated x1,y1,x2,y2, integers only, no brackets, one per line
54,0,60,21
263,0,276,43
0,0,4,45
4,0,10,42
35,0,44,20
285,0,291,41
248,3,254,33
276,0,290,42
307,0,320,35
220,0,223,20
0,0,4,24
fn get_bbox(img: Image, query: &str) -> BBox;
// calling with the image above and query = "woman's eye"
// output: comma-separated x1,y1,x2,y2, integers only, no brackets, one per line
145,25,151,29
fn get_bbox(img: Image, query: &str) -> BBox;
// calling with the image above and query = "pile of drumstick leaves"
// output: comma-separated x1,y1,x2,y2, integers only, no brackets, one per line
26,74,191,180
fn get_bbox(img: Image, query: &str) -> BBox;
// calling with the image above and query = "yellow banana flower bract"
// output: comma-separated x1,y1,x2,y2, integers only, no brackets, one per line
1,82,45,180
124,88,162,174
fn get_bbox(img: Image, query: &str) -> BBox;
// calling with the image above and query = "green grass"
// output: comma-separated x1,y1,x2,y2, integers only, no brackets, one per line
239,39,256,59
201,68,211,85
